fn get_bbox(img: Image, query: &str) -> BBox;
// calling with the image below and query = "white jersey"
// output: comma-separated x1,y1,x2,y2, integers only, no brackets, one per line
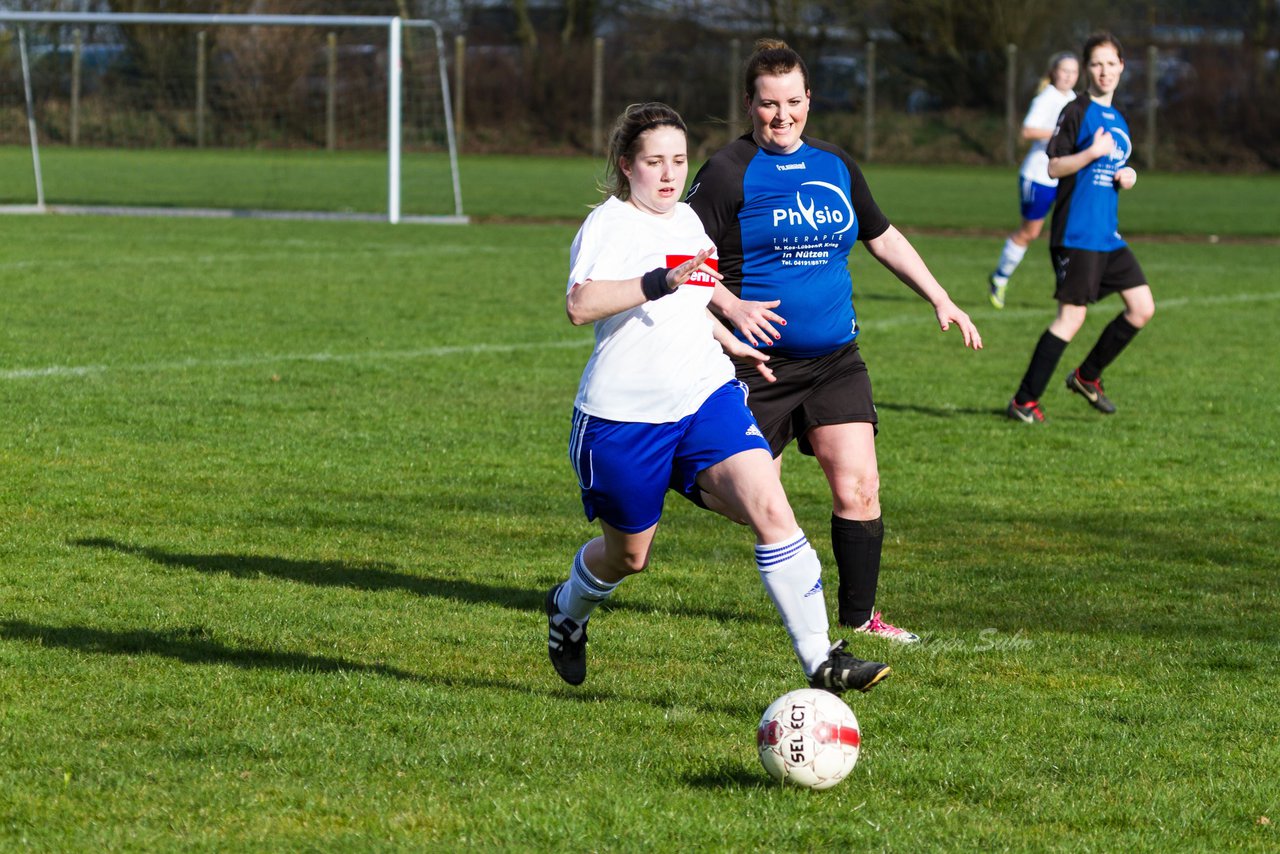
1019,85,1077,186
568,197,732,424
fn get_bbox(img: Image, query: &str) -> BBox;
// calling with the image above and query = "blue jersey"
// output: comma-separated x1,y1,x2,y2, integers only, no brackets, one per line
686,136,889,359
1047,98,1132,252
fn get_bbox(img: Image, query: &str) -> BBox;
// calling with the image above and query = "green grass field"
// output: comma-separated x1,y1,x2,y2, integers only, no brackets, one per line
1,156,1278,850
5,145,1280,236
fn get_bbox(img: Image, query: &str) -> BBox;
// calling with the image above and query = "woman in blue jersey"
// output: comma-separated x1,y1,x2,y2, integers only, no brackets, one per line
987,51,1079,309
687,40,982,646
545,102,890,696
1006,32,1154,423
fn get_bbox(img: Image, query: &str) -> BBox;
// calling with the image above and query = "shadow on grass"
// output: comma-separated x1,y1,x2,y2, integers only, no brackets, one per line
70,537,768,625
0,619,756,717
683,764,776,790
72,536,554,613
0,619,419,681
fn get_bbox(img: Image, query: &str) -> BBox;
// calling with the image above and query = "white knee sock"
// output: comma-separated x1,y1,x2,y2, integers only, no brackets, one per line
556,543,621,623
995,238,1028,279
756,530,832,676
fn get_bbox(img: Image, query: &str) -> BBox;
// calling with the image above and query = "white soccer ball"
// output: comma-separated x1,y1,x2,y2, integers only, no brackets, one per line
757,688,860,790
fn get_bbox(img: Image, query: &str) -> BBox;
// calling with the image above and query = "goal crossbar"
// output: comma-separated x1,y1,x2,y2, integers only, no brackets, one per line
0,10,466,224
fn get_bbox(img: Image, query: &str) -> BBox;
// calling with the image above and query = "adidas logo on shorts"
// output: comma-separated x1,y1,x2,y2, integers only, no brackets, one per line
746,424,764,438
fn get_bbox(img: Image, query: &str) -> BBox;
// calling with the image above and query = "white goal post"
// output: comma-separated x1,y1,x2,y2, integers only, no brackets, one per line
0,10,465,224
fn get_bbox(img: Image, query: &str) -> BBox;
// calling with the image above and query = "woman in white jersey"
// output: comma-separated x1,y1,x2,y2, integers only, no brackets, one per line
544,102,890,696
987,51,1079,308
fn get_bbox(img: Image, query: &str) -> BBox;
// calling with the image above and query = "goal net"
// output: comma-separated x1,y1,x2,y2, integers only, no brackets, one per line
0,11,464,223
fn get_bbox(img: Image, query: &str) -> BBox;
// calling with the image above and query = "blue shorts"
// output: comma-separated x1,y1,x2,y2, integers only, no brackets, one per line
569,380,771,533
1019,177,1057,221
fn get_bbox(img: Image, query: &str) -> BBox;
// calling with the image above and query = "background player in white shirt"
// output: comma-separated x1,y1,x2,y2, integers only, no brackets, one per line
546,102,891,696
988,52,1080,308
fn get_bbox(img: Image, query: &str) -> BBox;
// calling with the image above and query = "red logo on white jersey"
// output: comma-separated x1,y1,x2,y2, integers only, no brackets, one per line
666,254,718,287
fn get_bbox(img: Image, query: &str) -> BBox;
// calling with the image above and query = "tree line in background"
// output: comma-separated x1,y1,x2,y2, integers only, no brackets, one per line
3,0,1278,169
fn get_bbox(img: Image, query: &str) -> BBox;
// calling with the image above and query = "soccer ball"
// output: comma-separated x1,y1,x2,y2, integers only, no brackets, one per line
757,688,860,790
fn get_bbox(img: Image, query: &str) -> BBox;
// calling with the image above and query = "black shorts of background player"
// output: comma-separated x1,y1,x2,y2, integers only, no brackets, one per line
737,342,877,458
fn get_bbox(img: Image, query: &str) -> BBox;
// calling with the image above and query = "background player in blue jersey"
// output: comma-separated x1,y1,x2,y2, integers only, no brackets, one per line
1006,32,1155,423
987,51,1079,309
546,102,890,696
687,40,982,645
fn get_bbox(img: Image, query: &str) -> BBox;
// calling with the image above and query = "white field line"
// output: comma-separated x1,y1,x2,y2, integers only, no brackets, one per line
3,290,1278,383
0,243,496,272
1,340,589,382
866,289,1280,330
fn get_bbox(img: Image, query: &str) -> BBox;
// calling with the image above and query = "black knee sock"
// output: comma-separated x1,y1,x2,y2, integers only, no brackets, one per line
1015,330,1070,404
1078,314,1140,382
831,514,882,627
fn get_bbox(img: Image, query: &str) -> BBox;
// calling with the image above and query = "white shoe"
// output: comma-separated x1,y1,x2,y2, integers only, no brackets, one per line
851,611,920,644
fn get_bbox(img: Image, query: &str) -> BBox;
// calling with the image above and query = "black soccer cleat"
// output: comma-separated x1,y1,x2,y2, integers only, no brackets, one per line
1065,369,1117,414
545,583,588,685
808,640,891,695
1006,398,1045,423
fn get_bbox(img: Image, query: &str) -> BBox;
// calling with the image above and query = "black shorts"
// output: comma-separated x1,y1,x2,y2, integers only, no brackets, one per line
1051,245,1147,306
735,341,876,458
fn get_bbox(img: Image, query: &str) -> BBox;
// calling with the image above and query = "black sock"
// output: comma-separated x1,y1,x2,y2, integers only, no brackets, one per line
1078,314,1140,382
831,514,882,627
1015,330,1070,404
